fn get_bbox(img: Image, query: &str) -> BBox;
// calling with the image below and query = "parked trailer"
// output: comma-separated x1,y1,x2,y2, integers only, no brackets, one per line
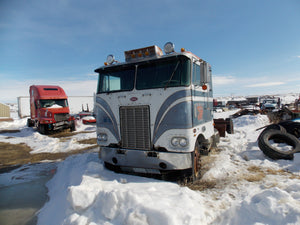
94,42,221,181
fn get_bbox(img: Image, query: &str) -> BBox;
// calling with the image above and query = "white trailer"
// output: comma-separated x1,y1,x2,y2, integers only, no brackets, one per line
94,42,219,181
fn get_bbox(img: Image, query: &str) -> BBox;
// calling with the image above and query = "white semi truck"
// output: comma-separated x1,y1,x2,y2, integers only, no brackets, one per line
94,42,219,181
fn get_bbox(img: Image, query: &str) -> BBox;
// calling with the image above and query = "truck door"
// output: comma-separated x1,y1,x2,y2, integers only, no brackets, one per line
192,59,212,126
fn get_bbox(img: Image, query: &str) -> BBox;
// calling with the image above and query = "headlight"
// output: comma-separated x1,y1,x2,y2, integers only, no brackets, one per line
106,55,115,65
97,133,107,141
171,137,188,147
179,138,188,147
171,137,179,146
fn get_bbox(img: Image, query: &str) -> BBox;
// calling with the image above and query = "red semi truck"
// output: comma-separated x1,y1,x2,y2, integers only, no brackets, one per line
27,85,76,134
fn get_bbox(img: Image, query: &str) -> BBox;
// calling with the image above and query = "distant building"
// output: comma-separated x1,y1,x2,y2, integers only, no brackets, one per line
0,102,12,121
246,96,259,105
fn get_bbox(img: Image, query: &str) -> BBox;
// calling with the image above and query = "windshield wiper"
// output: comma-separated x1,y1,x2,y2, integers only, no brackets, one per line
164,61,180,90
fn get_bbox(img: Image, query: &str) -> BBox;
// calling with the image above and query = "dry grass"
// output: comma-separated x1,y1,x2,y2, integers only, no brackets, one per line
0,127,97,169
0,140,98,169
186,180,217,191
246,166,266,182
48,130,95,138
77,138,97,145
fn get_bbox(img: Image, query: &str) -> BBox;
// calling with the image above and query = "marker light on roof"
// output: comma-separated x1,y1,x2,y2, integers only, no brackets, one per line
124,46,163,62
164,42,175,54
106,54,115,65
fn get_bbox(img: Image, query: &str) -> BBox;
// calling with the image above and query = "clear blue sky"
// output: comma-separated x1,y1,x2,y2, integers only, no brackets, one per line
1,0,300,102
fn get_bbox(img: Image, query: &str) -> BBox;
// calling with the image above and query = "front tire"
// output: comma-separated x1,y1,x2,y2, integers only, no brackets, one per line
186,141,201,182
70,120,76,132
38,123,48,135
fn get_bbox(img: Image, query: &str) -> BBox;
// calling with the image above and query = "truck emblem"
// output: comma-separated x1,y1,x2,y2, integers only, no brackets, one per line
130,97,138,101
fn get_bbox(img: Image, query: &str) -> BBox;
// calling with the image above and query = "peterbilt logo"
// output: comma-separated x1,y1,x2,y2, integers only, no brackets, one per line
130,97,138,101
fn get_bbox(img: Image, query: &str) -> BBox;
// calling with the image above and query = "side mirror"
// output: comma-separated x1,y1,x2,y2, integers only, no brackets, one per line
200,61,207,85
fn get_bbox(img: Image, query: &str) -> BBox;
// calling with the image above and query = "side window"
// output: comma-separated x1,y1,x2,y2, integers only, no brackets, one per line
100,75,121,92
192,63,201,85
101,75,109,92
35,100,39,109
109,76,121,91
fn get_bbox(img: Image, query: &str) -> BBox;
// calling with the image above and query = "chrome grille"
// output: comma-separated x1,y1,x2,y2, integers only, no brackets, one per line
54,113,69,122
120,106,151,150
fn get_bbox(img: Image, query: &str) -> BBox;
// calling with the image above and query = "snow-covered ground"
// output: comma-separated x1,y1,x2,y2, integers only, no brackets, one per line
0,118,96,154
1,110,300,224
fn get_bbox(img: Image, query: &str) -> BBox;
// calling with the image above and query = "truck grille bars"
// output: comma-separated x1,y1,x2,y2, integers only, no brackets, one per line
54,113,69,122
120,106,151,150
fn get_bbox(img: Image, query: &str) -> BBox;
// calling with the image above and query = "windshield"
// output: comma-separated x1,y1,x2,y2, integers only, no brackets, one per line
98,66,135,93
264,100,276,104
39,99,68,108
97,55,190,93
136,56,190,90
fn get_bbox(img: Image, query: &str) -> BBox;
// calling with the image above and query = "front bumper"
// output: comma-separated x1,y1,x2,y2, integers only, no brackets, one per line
100,147,192,173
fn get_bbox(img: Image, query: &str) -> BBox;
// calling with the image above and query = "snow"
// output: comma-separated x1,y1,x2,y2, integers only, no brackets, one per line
1,108,300,224
0,118,96,154
47,104,63,108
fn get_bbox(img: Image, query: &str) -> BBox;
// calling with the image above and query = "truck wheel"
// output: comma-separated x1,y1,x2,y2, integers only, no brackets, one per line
188,141,201,182
27,119,34,127
38,124,48,135
70,120,76,132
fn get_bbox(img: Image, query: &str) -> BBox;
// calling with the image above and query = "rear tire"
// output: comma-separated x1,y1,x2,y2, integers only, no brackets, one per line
27,119,34,127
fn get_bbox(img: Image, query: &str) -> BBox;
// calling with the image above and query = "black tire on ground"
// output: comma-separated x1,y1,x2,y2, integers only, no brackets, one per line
262,124,287,143
264,124,286,132
258,129,300,160
278,121,300,138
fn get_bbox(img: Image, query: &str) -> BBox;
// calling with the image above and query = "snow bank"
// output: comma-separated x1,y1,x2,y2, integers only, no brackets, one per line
219,187,300,225
38,153,217,225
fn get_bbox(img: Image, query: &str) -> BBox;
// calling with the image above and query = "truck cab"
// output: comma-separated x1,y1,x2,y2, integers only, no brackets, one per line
28,85,75,134
94,42,219,180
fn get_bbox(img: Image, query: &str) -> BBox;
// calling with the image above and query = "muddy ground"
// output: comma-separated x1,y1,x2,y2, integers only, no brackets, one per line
0,130,98,170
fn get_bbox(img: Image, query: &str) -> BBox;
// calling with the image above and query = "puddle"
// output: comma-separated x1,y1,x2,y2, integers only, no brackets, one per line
0,162,57,225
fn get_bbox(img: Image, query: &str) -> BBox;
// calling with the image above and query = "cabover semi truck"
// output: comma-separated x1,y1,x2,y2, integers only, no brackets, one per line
27,85,76,134
94,42,219,180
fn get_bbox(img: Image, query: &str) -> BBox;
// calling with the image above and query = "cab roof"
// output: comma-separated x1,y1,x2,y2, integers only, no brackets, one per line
30,85,67,99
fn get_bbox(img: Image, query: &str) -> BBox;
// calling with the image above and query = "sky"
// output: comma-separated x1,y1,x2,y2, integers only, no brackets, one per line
1,0,300,102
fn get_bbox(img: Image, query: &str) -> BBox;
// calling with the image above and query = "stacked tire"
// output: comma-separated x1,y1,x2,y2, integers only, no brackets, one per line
258,121,300,160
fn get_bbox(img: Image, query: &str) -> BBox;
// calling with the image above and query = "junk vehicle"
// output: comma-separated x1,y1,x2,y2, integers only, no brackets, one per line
261,99,278,111
27,85,76,134
75,104,96,125
94,42,220,181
